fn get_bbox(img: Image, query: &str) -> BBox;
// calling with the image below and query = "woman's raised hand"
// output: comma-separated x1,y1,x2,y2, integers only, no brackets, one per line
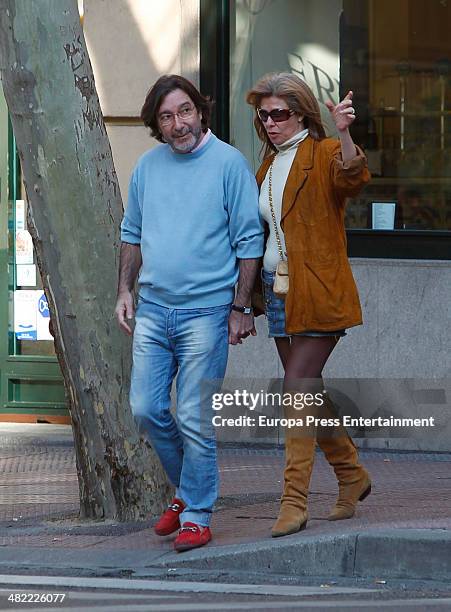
325,91,356,132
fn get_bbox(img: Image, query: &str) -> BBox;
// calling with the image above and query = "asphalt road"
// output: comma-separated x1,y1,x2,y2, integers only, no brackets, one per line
1,573,451,612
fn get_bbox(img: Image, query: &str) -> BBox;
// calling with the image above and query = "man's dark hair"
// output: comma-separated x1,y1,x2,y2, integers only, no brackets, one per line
141,74,213,142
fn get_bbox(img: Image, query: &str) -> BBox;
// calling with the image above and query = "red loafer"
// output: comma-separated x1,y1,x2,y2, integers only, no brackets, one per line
154,498,185,536
174,522,212,552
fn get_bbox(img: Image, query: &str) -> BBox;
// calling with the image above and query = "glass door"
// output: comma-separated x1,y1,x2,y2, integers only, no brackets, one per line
0,87,67,422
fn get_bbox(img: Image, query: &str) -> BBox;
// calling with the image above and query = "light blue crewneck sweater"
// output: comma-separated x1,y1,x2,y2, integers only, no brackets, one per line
121,134,264,308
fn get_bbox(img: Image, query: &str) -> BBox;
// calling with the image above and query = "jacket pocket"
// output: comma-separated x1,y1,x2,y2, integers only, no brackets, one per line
304,248,337,268
303,260,348,324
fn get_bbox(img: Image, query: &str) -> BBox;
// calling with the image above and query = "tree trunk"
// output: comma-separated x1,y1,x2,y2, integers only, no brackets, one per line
0,0,172,520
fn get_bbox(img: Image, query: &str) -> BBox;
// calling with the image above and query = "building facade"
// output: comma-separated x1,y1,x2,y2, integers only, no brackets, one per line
1,1,450,448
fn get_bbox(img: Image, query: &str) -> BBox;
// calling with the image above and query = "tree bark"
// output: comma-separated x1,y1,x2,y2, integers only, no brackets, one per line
0,0,172,520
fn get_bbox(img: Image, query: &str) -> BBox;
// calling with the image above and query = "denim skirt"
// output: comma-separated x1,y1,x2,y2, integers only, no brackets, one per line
261,269,347,339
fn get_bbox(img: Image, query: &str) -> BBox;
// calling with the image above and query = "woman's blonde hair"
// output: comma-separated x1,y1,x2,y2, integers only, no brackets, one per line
246,72,326,158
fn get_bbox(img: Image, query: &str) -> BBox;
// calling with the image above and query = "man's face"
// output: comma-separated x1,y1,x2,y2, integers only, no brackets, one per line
157,89,203,153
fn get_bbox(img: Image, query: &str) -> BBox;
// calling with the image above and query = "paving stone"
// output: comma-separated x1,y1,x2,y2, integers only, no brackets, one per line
0,440,450,550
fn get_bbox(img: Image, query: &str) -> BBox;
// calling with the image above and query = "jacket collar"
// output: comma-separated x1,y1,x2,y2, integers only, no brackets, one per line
256,154,273,188
289,134,315,170
282,135,315,224
256,136,316,226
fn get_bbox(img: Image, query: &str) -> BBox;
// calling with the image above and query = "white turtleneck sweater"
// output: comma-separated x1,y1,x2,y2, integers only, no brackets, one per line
259,128,309,272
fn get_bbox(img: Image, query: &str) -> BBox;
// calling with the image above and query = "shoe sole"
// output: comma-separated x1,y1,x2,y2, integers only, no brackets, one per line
359,483,372,502
271,520,307,538
174,539,211,552
154,525,180,536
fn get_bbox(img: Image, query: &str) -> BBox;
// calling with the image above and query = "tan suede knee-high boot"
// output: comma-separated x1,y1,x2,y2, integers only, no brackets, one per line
318,433,371,520
272,433,316,538
317,395,371,520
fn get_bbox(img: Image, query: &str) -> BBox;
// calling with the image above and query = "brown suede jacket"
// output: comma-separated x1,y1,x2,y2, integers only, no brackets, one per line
253,136,371,334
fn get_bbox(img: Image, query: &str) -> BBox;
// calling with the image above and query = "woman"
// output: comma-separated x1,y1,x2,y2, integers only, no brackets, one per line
247,73,371,538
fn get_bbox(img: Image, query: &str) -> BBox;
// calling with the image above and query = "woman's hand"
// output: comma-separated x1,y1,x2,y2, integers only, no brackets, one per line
325,91,356,133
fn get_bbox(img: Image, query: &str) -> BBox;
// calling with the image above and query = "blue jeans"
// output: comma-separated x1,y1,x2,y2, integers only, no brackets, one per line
130,298,230,527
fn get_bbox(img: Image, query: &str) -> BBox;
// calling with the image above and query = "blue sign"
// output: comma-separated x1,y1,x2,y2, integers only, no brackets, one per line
16,325,37,341
38,293,50,318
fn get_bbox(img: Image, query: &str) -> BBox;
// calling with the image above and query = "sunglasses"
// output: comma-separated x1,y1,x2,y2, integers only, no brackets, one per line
257,108,295,123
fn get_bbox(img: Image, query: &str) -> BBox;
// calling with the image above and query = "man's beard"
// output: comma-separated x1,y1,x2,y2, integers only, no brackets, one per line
167,125,203,153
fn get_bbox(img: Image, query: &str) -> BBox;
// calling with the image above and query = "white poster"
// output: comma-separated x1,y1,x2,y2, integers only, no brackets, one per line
16,264,37,287
372,202,396,230
36,291,53,341
15,200,25,231
15,229,34,264
14,290,37,340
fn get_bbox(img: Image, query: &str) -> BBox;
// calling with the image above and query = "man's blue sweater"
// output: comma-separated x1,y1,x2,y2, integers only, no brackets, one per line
121,134,264,308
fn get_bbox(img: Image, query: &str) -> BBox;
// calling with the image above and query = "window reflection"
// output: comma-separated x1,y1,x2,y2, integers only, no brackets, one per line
341,0,451,230
230,0,451,231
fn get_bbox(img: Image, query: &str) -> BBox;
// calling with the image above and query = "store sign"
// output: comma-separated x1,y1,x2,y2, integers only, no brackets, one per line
16,264,37,287
14,290,37,340
289,53,339,105
37,292,53,340
372,202,397,230
15,229,33,264
14,290,53,341
15,200,25,231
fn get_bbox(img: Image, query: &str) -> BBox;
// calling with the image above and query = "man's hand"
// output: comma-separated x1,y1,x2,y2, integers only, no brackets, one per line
115,242,142,335
228,310,256,345
325,91,356,132
115,290,135,336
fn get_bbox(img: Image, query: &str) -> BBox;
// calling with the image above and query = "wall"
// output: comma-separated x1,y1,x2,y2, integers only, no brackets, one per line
225,258,451,451
230,0,342,170
81,1,450,451
83,0,199,200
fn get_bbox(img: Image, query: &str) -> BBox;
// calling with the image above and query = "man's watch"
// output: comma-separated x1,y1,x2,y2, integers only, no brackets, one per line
231,304,253,315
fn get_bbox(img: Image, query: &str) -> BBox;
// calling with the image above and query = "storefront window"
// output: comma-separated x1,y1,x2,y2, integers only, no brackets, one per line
341,0,451,231
230,0,342,165
1,90,65,419
230,0,451,234
7,130,55,357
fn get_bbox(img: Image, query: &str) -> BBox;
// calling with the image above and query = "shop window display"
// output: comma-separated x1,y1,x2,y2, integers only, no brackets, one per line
230,0,451,233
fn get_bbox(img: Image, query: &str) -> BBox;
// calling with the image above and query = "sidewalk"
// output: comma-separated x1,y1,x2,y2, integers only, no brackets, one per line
1,423,450,581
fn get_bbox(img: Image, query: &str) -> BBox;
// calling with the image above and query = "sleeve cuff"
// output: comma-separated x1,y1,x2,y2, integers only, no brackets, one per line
120,231,141,245
236,236,264,259
333,145,368,174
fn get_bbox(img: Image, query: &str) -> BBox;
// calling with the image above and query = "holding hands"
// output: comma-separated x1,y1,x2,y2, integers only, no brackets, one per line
325,91,356,132
228,310,256,345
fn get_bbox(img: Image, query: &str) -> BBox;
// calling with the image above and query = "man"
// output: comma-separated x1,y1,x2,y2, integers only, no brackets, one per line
115,75,263,552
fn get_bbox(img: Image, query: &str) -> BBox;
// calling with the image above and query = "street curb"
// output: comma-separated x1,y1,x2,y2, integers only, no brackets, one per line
354,530,451,581
0,425,74,449
159,529,451,582
0,548,168,571
0,529,450,582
